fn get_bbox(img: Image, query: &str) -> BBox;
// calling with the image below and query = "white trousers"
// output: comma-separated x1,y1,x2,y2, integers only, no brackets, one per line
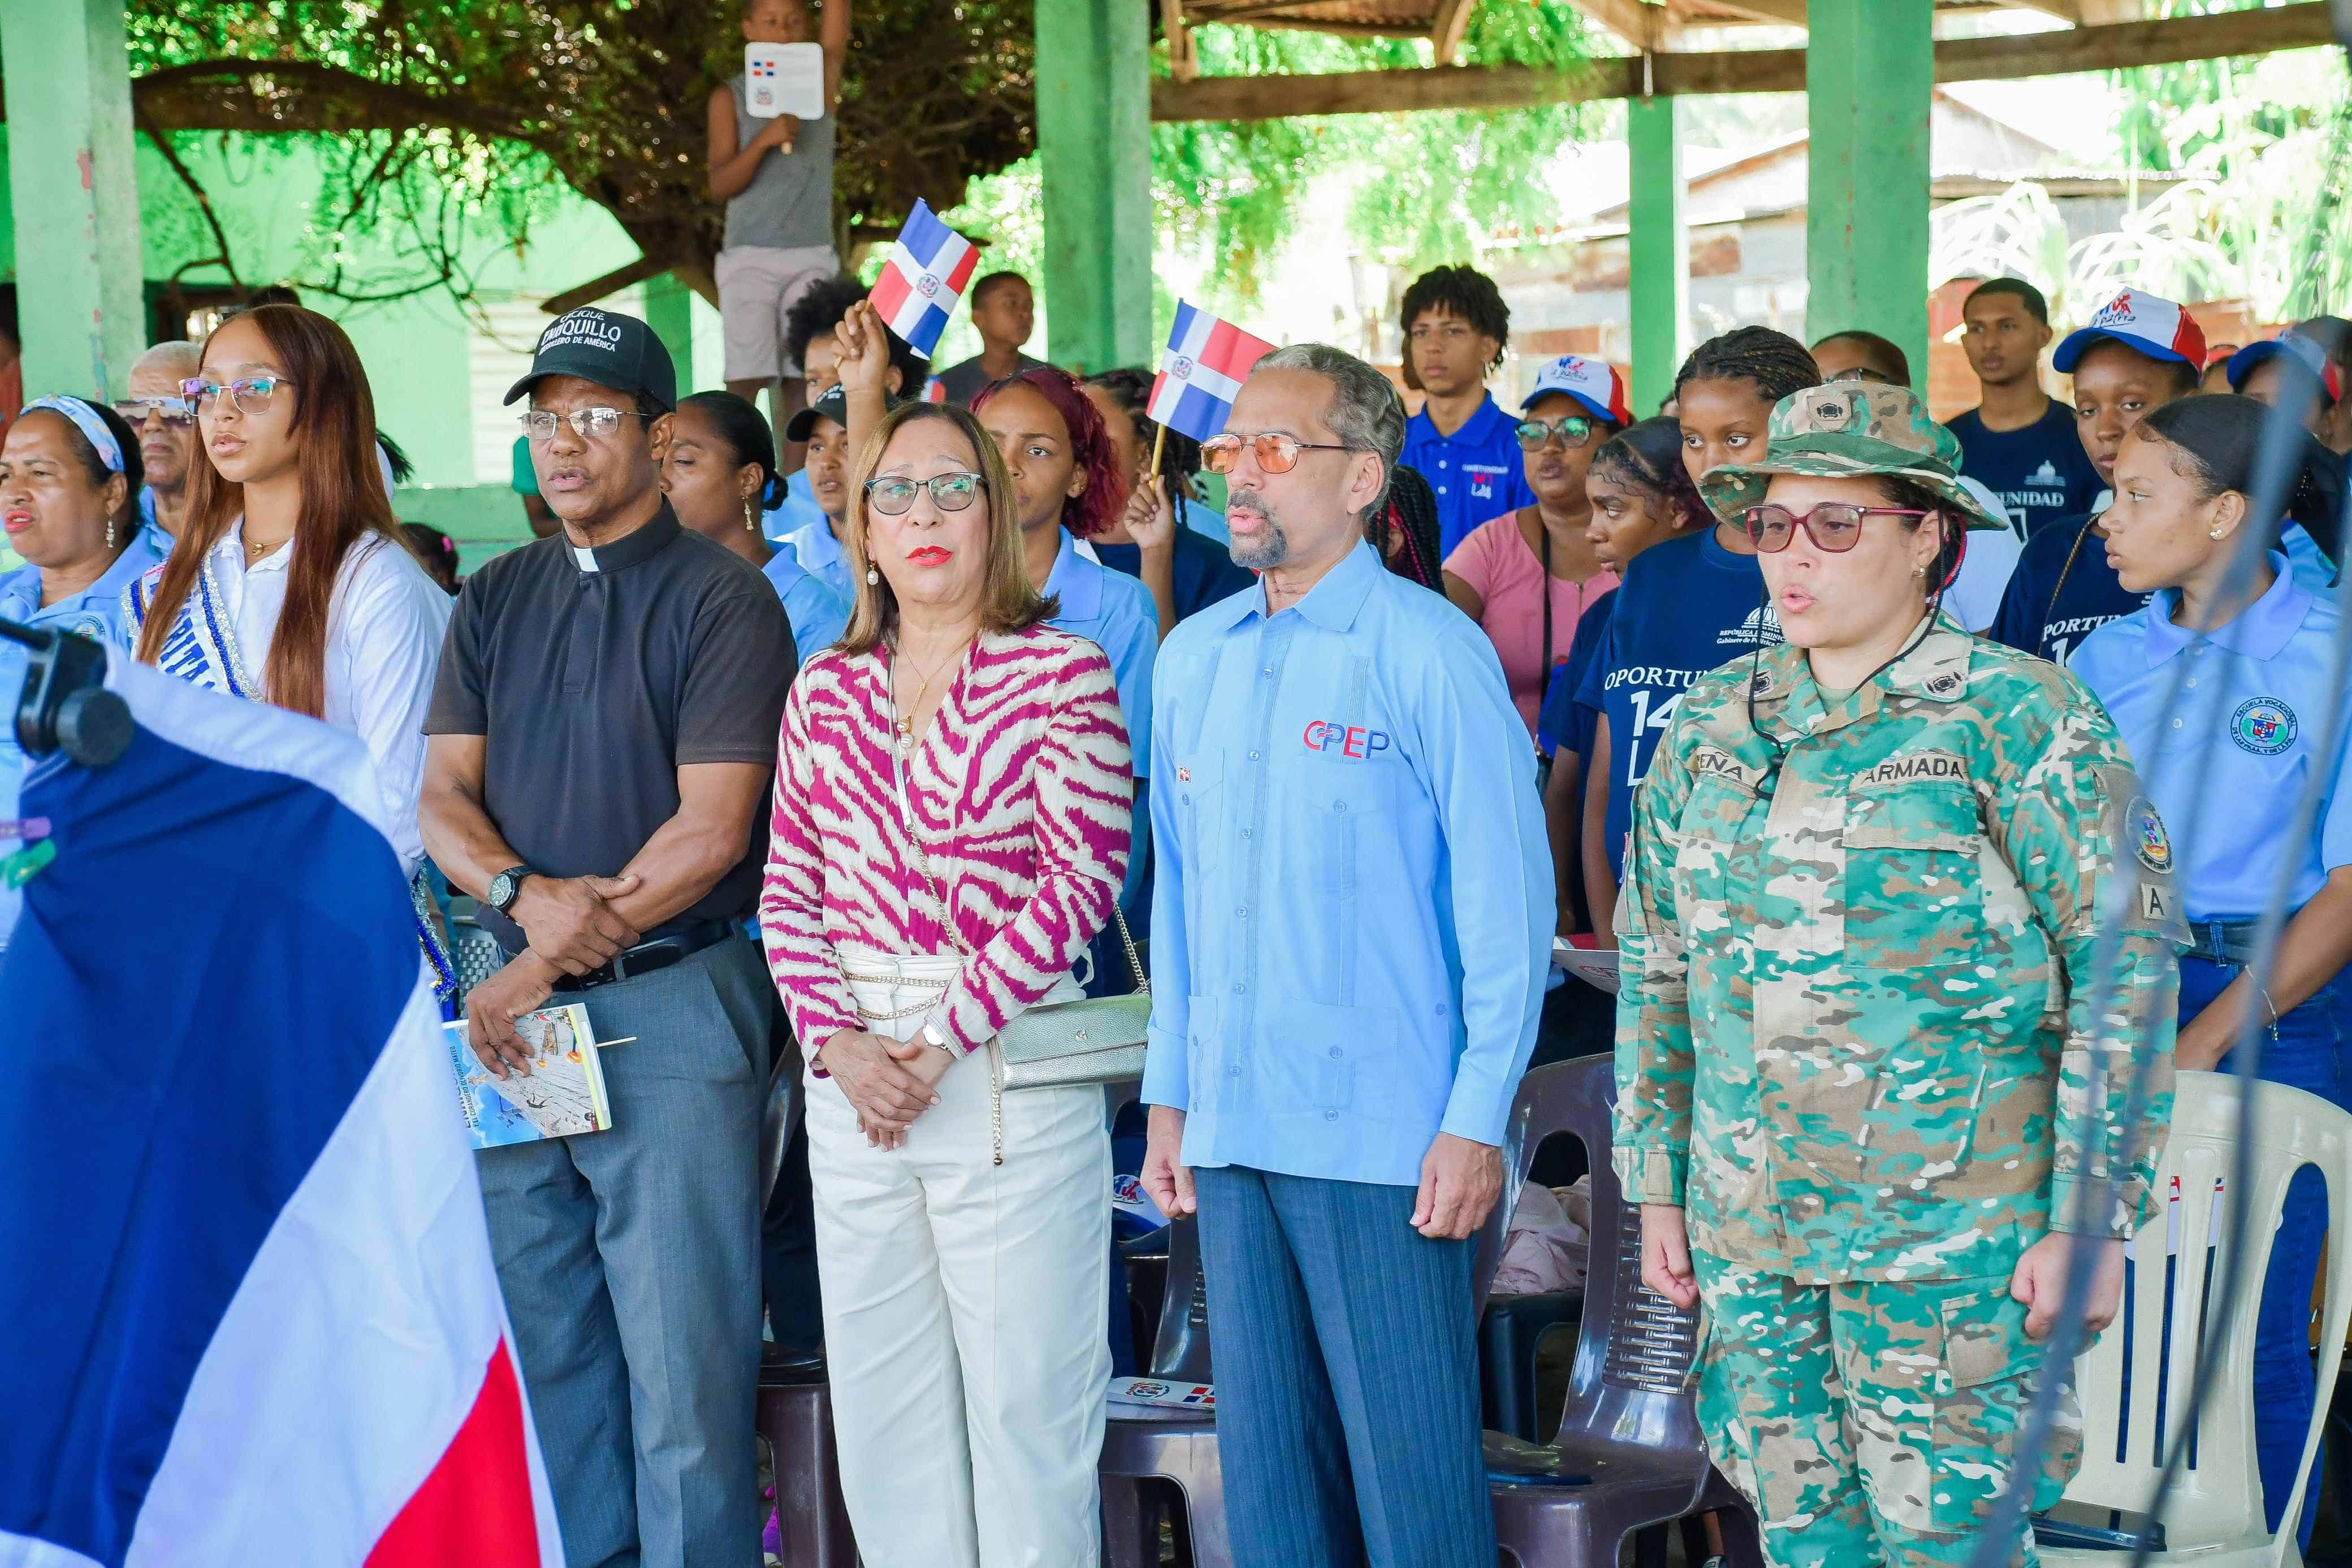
807,950,1112,1568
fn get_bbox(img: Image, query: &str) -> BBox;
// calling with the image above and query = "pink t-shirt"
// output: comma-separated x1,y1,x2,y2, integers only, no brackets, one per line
1444,511,1618,734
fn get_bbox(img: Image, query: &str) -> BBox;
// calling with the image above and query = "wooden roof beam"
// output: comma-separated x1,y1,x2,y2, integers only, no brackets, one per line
1569,0,1670,49
1150,1,2339,119
1429,0,1478,63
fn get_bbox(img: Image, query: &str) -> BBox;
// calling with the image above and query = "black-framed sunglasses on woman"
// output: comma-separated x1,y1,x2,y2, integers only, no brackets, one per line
181,375,293,416
1199,432,1357,475
1514,414,1597,449
863,471,984,516
1740,502,1931,553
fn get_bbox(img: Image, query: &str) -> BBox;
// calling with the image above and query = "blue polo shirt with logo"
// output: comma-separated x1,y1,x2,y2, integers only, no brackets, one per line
1403,393,1537,557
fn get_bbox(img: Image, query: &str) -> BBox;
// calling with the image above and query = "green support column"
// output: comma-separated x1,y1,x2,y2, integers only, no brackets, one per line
644,271,695,391
1,0,147,398
1035,0,1152,374
1806,0,1932,384
1628,94,1688,418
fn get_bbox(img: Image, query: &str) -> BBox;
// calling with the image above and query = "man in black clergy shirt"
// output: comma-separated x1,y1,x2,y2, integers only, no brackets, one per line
420,307,796,1568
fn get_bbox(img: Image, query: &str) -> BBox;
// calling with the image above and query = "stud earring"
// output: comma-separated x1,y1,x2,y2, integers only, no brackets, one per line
1912,564,1926,578
867,565,880,586
2208,524,2227,540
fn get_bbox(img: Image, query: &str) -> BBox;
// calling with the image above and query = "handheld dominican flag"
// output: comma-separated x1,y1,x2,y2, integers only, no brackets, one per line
922,376,948,404
1149,301,1276,443
0,656,563,1568
868,199,979,360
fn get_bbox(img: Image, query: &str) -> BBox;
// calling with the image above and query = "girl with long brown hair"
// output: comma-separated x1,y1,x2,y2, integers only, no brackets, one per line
127,304,456,1006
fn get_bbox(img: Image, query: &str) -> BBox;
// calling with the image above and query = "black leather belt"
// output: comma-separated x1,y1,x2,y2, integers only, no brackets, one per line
2184,919,2267,968
551,917,740,992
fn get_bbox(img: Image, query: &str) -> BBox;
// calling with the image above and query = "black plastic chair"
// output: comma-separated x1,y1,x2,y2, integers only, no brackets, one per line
1098,1209,1225,1568
1485,1054,1763,1568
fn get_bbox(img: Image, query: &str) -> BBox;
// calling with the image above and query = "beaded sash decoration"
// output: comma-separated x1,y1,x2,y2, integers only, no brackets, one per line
127,560,460,1012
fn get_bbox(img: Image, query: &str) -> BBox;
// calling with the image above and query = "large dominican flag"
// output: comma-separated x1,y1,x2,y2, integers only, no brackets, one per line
867,199,980,360
1148,301,1276,444
0,655,562,1568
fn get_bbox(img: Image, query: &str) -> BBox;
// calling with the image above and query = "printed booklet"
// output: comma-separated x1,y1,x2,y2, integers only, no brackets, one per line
444,1004,615,1149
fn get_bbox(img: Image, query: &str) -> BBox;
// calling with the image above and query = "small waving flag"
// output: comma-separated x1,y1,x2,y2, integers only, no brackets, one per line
1148,301,1277,443
869,199,979,360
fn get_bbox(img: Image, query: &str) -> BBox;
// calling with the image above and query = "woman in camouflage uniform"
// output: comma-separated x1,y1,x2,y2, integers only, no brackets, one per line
1615,382,2182,1567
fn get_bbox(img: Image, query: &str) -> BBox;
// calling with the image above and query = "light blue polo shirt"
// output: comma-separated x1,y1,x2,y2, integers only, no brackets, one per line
763,486,828,552
135,487,175,562
2073,554,2352,924
762,549,850,665
782,515,855,606
1044,529,1156,781
0,538,167,948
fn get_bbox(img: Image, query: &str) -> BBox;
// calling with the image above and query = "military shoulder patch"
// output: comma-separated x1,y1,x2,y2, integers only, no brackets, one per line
2128,795,2173,874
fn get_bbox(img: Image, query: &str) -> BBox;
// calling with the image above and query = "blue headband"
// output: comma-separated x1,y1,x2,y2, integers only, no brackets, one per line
23,396,124,475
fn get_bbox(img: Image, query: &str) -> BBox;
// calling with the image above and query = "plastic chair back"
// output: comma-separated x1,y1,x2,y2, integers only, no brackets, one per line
1531,1054,1710,1459
1147,1212,1214,1383
2059,1071,2352,1563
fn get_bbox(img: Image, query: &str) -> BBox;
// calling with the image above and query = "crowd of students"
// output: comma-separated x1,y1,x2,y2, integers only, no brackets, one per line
6,194,2350,1565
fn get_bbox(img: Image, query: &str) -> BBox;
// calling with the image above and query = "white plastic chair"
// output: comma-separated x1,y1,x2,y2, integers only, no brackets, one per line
2047,1069,2352,1567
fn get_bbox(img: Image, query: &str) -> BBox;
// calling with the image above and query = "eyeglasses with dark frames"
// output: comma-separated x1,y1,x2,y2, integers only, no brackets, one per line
114,395,196,426
863,471,984,516
1199,432,1359,475
1740,503,1933,553
1514,415,1598,450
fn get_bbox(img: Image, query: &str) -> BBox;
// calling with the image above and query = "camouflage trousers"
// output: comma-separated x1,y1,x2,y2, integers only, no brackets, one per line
1693,1255,2082,1568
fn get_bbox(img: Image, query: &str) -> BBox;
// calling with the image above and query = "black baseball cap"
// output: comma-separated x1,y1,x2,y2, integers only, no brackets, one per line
785,381,911,444
504,306,678,412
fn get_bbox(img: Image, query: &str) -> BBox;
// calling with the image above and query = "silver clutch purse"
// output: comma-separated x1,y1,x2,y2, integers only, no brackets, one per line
993,902,1151,1093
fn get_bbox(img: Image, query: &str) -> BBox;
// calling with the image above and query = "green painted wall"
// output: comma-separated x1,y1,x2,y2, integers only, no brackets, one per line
0,116,697,560
1,0,146,399
1034,0,1152,374
1806,0,1934,385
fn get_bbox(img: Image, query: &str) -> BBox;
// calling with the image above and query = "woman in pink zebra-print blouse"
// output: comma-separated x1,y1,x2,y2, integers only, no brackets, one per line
761,622,1132,1058
757,380,1132,1568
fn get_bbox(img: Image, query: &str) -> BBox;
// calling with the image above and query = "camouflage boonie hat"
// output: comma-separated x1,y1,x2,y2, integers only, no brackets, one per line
1698,382,2008,532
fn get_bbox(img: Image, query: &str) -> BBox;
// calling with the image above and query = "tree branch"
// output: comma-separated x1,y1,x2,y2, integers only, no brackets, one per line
135,109,244,291
133,57,543,148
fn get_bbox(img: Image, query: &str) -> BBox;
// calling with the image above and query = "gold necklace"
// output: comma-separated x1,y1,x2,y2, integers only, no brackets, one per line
890,633,973,752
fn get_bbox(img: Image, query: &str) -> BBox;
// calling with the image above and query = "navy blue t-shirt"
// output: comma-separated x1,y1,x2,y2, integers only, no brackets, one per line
1948,402,2103,539
1576,529,1778,880
1537,592,1615,762
1987,512,2149,666
1092,525,1257,630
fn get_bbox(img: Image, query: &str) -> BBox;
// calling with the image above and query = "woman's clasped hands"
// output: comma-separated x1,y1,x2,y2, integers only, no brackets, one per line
821,1028,955,1150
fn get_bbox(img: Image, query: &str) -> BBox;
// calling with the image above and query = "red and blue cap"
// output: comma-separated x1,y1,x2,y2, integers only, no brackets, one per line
1521,354,1632,426
2226,332,2342,404
2052,289,2207,375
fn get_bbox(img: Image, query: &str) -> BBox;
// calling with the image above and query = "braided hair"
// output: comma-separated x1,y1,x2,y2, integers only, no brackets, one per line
1083,367,1201,516
1674,326,1821,408
1590,416,1709,534
1372,464,1444,590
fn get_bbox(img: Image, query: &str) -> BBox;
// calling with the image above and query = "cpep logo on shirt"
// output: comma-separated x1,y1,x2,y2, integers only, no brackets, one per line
1303,720,1392,759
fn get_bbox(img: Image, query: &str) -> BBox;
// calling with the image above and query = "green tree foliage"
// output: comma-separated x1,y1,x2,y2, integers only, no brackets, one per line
1153,5,1601,305
124,0,1036,302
